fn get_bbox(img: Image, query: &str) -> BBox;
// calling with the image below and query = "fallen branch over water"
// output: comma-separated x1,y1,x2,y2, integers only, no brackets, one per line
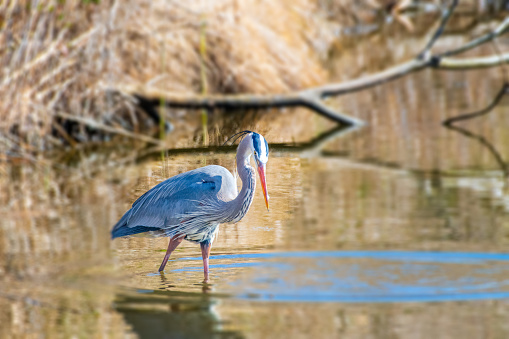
118,86,365,127
122,2,508,127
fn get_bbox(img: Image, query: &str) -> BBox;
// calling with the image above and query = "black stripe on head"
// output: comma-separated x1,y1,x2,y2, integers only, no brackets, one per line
252,132,268,158
252,133,262,155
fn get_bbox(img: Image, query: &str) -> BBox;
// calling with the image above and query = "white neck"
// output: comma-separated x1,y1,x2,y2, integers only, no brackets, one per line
226,137,256,222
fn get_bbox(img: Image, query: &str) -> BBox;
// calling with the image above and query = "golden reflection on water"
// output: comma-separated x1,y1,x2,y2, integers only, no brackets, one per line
4,142,509,337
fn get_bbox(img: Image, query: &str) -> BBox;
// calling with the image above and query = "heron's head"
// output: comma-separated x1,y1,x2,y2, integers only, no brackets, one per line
226,130,270,210
248,132,270,210
248,132,269,209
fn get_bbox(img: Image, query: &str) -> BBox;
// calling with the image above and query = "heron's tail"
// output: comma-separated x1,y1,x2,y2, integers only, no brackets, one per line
111,225,161,239
111,210,160,239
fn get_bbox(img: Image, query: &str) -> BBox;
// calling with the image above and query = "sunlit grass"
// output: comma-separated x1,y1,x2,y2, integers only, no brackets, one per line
0,0,334,153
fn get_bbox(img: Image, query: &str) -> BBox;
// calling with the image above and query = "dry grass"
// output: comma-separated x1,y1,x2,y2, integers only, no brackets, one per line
0,0,495,153
0,0,338,153
120,0,332,94
1,0,137,151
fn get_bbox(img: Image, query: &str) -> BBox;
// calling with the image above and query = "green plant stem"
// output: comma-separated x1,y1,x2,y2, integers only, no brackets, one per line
200,20,209,146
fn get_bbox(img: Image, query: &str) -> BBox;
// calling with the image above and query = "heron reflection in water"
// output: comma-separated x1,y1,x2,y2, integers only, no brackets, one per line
111,131,270,280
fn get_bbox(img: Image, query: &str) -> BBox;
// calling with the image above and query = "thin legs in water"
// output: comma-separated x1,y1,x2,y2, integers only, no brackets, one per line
158,236,212,281
200,242,212,281
158,235,184,272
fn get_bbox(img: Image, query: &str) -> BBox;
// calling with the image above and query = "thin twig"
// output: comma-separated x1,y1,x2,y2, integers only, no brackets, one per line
440,17,509,57
418,0,459,59
51,121,77,148
55,111,162,145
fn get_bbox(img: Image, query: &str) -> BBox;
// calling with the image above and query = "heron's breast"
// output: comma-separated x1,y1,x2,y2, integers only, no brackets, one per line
184,223,220,244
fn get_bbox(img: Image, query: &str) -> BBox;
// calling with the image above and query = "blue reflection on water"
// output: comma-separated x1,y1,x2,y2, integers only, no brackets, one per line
239,291,509,303
171,251,509,303
178,251,509,263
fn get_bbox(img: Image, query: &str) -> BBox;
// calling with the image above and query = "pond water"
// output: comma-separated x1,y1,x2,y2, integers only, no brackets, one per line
2,14,509,339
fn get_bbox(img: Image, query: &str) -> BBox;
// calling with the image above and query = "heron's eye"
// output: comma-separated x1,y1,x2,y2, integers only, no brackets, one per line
254,151,257,155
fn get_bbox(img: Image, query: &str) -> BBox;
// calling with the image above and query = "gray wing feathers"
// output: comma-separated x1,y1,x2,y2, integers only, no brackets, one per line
111,165,237,238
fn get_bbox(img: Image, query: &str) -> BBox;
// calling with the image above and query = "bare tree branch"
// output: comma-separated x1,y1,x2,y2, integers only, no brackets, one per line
312,59,428,98
440,17,509,57
120,6,508,128
418,0,459,59
437,53,509,69
121,84,364,126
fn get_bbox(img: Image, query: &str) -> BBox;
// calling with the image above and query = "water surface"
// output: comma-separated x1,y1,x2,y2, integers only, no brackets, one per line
2,15,509,339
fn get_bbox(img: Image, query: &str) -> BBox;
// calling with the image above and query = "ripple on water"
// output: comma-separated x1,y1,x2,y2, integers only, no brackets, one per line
169,251,509,303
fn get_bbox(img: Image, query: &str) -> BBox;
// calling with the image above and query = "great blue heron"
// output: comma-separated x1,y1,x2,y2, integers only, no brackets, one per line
111,131,269,279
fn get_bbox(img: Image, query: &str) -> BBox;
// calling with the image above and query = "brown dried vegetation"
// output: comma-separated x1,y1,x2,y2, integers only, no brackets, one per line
0,0,503,153
0,0,338,152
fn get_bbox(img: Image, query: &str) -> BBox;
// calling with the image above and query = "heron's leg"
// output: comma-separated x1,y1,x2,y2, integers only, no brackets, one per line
200,242,212,280
158,235,184,272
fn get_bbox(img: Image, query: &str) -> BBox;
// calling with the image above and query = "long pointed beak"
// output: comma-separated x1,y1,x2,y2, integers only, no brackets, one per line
257,163,269,211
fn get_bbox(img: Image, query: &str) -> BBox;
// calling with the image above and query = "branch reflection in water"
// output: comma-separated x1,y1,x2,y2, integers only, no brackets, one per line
443,83,509,178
